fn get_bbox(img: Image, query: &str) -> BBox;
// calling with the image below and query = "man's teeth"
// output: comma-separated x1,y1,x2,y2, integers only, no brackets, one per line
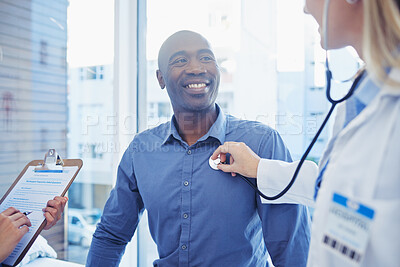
186,83,206,89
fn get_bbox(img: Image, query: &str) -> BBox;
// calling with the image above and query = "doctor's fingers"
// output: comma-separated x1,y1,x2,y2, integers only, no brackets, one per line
9,211,26,221
211,145,227,162
0,209,31,228
43,197,68,229
12,214,31,229
42,206,62,230
211,142,244,161
230,155,236,177
217,161,238,175
2,207,20,216
16,225,30,239
47,196,68,213
43,210,57,230
6,223,29,245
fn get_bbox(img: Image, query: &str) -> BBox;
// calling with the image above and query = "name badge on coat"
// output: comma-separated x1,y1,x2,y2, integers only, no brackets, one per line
322,193,375,265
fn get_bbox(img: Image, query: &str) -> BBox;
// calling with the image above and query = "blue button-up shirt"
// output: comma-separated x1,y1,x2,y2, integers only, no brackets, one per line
87,106,311,267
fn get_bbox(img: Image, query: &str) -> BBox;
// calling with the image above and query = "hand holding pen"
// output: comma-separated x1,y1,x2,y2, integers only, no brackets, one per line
0,207,32,262
0,196,68,262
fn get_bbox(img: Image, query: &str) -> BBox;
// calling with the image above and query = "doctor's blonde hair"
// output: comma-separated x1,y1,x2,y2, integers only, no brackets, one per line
363,0,400,85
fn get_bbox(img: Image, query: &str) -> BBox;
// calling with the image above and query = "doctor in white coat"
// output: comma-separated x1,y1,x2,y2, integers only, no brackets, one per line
211,0,400,266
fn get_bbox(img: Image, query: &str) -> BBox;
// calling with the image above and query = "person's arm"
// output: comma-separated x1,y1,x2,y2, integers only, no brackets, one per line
0,207,31,262
211,142,318,207
86,144,145,267
255,130,311,267
257,159,318,207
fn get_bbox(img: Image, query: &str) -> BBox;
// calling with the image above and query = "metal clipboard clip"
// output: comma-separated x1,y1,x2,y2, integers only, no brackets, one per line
34,149,64,172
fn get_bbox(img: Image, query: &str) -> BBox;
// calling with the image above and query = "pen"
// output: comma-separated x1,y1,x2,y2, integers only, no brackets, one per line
23,211,32,216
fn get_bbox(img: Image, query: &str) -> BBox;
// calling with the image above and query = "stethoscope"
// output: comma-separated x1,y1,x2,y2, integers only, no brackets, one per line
210,0,366,200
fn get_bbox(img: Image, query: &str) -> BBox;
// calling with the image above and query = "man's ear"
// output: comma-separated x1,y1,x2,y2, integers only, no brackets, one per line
156,70,165,89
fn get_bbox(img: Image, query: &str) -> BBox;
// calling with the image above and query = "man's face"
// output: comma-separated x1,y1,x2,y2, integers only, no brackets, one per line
157,32,220,113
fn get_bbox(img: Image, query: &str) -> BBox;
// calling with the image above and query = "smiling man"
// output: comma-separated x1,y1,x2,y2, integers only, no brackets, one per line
86,31,311,267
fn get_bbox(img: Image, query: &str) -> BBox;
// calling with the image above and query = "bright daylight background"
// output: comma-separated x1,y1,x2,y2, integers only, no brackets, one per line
0,0,360,266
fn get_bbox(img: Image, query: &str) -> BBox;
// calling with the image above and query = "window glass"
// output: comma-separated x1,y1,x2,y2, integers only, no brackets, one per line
67,0,115,264
0,0,69,259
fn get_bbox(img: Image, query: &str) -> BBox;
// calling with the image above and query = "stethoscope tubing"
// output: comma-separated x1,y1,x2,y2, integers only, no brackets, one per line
238,0,367,200
241,69,365,201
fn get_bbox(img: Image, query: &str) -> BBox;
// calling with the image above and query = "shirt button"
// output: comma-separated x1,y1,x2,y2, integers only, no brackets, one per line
183,213,189,219
183,181,189,186
181,245,187,250
187,150,192,155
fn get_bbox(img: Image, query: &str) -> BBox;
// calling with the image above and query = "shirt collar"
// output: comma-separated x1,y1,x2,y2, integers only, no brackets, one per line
162,104,226,146
354,71,380,106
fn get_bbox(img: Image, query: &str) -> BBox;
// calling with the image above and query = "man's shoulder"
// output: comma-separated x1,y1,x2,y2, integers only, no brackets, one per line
225,114,290,160
225,114,275,137
131,121,171,144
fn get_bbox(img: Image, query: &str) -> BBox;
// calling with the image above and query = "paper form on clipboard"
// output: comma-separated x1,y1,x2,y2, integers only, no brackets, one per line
0,158,82,267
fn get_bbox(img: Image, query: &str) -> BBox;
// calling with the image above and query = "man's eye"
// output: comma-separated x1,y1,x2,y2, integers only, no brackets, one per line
201,56,214,61
200,56,215,62
172,58,187,65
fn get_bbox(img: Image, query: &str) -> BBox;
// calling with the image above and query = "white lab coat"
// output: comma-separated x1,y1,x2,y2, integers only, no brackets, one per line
257,68,400,267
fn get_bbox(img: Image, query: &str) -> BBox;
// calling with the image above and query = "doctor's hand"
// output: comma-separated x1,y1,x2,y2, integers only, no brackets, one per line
0,207,32,262
43,196,68,230
211,142,260,178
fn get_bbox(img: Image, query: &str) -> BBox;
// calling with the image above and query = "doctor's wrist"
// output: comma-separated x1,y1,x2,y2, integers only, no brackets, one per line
247,157,260,178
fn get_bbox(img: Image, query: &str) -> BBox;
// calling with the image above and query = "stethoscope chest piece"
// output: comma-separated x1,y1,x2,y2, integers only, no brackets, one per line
209,155,221,170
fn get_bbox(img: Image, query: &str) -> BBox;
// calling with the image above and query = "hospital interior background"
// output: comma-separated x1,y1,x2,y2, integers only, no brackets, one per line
0,0,361,265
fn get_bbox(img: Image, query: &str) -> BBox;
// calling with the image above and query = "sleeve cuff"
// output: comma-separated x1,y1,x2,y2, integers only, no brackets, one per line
257,159,318,207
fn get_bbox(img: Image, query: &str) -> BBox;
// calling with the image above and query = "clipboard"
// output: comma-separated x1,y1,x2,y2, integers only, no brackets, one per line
0,149,82,267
